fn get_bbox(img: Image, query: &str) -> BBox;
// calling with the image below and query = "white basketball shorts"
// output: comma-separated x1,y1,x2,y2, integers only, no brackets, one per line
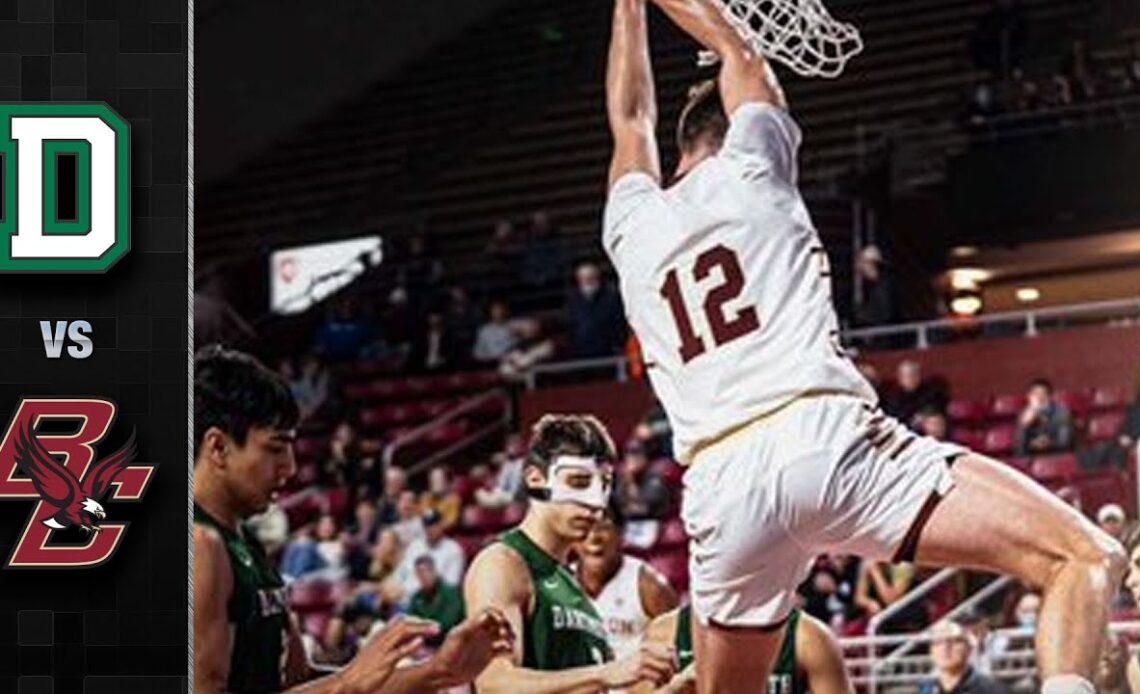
681,393,964,628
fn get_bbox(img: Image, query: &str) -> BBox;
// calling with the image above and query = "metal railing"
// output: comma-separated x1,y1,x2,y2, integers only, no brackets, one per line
843,621,1140,691
381,388,511,476
523,298,1140,388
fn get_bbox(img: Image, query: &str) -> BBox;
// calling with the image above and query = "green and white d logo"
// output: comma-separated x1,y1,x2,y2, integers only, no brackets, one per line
0,104,130,273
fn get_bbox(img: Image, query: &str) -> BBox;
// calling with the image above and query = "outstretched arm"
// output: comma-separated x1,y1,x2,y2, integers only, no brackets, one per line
607,0,661,189
648,0,785,112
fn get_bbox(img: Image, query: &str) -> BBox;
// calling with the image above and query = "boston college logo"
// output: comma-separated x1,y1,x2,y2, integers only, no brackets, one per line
0,398,153,568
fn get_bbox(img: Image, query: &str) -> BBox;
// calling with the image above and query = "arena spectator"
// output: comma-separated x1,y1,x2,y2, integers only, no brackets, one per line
377,467,407,525
380,286,415,354
1011,591,1040,630
279,525,324,581
346,499,383,579
286,355,329,423
854,561,922,632
920,620,1008,694
444,285,482,357
320,420,362,490
314,513,348,575
390,490,427,548
854,244,897,328
485,218,521,278
398,510,466,596
1063,40,1099,103
1098,503,1127,542
1015,378,1073,455
566,260,626,359
401,233,445,301
884,360,947,426
355,529,409,609
322,599,384,666
248,503,289,560
956,609,1005,676
919,408,951,441
521,210,569,293
632,401,673,460
194,270,256,348
409,311,462,373
1094,631,1129,694
799,555,861,633
420,467,462,532
408,555,466,647
1118,371,1140,453
475,449,525,509
473,301,518,364
498,317,556,379
314,299,372,361
615,441,669,521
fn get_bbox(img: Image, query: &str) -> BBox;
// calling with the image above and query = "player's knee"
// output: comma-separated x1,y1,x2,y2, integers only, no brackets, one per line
1054,530,1128,593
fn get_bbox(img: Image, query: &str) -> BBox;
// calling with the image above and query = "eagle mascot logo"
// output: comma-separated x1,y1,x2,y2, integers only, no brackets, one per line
13,424,137,534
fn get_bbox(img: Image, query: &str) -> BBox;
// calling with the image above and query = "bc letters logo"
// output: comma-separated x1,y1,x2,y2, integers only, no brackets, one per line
0,103,130,273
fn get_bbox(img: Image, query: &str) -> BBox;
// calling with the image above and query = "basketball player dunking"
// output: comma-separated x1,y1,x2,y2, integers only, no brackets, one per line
602,1,1126,692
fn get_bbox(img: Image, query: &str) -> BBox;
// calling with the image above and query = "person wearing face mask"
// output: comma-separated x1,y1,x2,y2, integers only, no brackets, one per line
464,414,676,692
566,261,627,359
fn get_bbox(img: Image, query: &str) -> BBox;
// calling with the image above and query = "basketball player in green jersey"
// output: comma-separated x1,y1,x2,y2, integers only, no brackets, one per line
636,605,851,694
193,346,514,693
465,414,677,692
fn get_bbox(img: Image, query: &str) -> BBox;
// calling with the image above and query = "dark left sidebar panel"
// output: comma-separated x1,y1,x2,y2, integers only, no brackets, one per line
0,0,190,693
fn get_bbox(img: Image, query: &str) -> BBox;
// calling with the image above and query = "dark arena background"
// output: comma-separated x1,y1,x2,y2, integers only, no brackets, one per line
196,0,1140,690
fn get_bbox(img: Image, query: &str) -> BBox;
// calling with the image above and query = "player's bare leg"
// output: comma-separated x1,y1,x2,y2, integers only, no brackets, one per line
913,454,1126,688
692,618,785,694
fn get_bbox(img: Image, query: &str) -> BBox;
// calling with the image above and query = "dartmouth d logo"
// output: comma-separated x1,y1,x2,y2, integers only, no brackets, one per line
0,104,130,273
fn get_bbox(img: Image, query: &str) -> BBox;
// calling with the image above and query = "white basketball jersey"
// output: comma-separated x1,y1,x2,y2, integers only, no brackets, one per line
603,102,876,464
593,556,650,659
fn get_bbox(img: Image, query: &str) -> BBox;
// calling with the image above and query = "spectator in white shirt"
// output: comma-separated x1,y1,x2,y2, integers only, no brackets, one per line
389,490,426,548
398,510,467,597
473,301,517,363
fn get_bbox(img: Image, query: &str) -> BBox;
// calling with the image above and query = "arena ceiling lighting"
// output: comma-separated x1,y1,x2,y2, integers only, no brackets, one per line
1016,287,1042,303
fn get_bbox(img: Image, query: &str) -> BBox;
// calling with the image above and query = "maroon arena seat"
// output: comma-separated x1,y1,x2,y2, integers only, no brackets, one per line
293,437,324,459
502,503,525,526
989,394,1026,420
1087,411,1126,442
1092,386,1129,411
1003,457,1031,475
982,425,1017,457
1055,390,1092,418
343,382,373,400
650,458,684,487
947,398,988,425
950,428,985,451
1030,453,1079,485
462,505,507,533
457,534,490,561
324,488,349,518
290,580,335,612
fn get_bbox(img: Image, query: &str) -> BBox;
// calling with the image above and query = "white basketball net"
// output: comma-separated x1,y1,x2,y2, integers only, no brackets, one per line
702,0,864,78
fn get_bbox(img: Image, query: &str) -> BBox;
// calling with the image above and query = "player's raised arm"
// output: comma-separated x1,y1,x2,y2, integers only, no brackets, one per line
606,0,662,190
648,0,785,113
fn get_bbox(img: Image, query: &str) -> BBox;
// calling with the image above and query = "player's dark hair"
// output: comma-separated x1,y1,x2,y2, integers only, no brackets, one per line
1030,378,1054,394
677,80,728,154
526,414,617,474
193,345,299,459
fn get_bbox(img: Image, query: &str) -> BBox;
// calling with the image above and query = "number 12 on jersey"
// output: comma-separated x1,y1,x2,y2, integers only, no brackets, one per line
659,244,760,364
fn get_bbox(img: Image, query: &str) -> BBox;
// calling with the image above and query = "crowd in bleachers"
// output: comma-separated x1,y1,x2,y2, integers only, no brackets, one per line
249,316,1140,669
964,0,1140,139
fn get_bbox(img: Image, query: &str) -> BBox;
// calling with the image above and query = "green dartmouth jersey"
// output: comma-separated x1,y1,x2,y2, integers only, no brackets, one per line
676,606,805,694
498,529,614,670
194,504,289,693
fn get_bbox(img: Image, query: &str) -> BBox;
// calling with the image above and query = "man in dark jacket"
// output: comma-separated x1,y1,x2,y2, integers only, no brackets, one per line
566,261,626,359
920,620,1008,694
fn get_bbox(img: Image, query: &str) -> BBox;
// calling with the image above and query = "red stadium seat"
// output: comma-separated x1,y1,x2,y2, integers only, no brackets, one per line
462,505,507,533
648,549,689,593
1031,453,1079,485
343,382,373,400
1087,411,1126,442
457,534,490,561
1004,457,1031,475
1056,390,1091,418
1092,386,1129,411
982,425,1017,456
1073,470,1129,517
502,503,525,526
650,458,684,487
324,488,349,518
950,428,985,451
947,398,988,425
290,580,335,612
425,420,469,445
989,394,1026,420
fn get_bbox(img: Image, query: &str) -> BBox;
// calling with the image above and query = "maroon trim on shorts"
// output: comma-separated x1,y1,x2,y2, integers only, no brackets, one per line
891,455,964,563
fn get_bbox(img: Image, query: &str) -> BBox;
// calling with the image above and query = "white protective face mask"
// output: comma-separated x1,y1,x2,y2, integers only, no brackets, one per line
529,455,613,510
